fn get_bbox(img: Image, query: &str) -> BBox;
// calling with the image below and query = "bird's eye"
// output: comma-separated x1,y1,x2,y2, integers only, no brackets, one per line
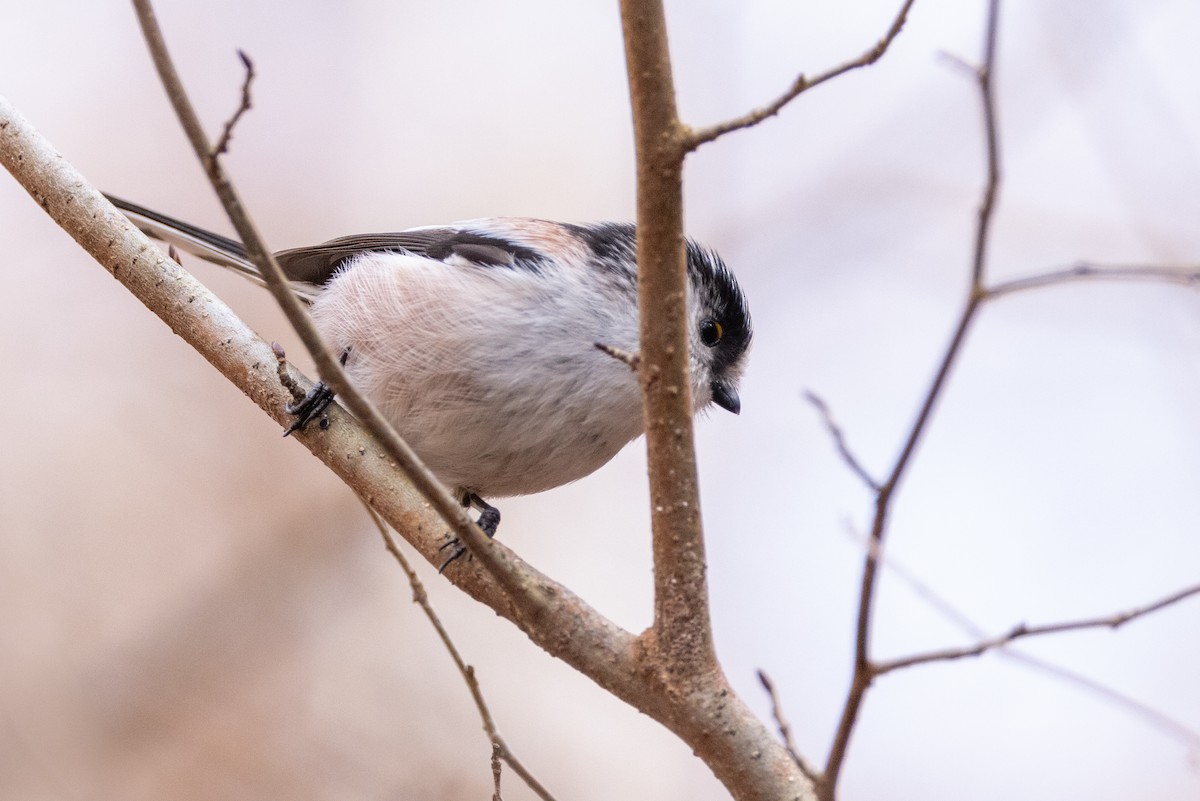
700,319,723,347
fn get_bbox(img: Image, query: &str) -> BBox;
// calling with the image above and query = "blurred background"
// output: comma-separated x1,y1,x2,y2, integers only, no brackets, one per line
2,1,1198,799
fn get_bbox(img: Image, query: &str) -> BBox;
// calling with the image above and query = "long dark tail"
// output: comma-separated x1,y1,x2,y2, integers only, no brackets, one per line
105,194,271,287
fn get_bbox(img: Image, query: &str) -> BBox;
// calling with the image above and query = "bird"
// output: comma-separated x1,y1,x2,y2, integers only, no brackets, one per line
107,195,752,564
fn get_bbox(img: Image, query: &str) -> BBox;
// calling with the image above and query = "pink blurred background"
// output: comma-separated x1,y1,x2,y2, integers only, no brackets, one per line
2,1,1198,799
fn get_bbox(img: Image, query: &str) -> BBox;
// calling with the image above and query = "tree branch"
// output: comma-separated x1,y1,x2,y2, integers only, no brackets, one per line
128,0,511,586
0,88,641,761
362,503,557,801
822,3,1001,795
618,2,817,799
686,0,917,150
874,581,1200,674
757,670,824,787
853,523,1200,750
986,261,1200,298
0,63,808,801
618,0,714,670
803,390,880,492
210,49,254,161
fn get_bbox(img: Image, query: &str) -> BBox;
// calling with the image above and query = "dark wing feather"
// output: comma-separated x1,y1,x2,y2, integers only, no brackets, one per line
107,192,547,292
274,228,544,286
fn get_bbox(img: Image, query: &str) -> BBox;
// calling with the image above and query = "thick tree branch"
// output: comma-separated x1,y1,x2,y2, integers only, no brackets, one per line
618,2,816,799
619,0,713,668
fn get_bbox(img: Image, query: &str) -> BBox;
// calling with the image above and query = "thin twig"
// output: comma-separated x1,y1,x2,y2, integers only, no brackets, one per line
594,341,641,371
686,0,916,150
986,262,1200,298
845,523,1200,751
875,582,1200,674
209,49,254,161
998,650,1200,751
802,391,880,492
822,3,1001,796
360,501,559,801
971,0,1001,287
128,0,512,585
757,670,824,786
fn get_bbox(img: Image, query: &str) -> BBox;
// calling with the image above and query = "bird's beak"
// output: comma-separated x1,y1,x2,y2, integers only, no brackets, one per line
711,381,741,415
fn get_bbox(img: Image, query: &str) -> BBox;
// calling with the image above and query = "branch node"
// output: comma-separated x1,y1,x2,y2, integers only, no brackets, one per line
271,341,307,404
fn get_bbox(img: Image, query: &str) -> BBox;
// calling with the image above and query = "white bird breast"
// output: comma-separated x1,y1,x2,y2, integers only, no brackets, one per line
310,250,648,497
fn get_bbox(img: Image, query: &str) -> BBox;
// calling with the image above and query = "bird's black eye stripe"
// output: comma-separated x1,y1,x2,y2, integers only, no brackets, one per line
700,319,723,347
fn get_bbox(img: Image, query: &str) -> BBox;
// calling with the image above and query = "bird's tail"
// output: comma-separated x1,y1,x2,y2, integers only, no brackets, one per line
106,194,271,289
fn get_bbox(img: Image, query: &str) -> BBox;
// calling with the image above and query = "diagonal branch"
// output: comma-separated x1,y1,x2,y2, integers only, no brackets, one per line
803,390,880,492
686,0,917,150
875,581,1200,674
0,90,643,702
128,0,510,585
757,669,824,787
361,502,558,801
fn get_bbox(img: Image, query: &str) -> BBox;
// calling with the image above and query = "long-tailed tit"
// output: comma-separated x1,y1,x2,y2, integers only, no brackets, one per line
108,195,752,559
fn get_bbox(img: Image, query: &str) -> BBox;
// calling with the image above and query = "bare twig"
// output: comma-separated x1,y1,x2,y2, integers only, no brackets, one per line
802,391,880,492
850,523,1200,751
971,0,1001,287
757,670,824,786
822,2,1200,784
822,3,1001,796
361,503,558,801
986,262,1200,298
128,0,513,586
594,341,641,371
686,0,917,150
210,49,254,161
876,582,1200,674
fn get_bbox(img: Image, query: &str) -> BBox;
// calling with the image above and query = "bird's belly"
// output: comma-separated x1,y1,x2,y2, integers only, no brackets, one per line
380,391,642,498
